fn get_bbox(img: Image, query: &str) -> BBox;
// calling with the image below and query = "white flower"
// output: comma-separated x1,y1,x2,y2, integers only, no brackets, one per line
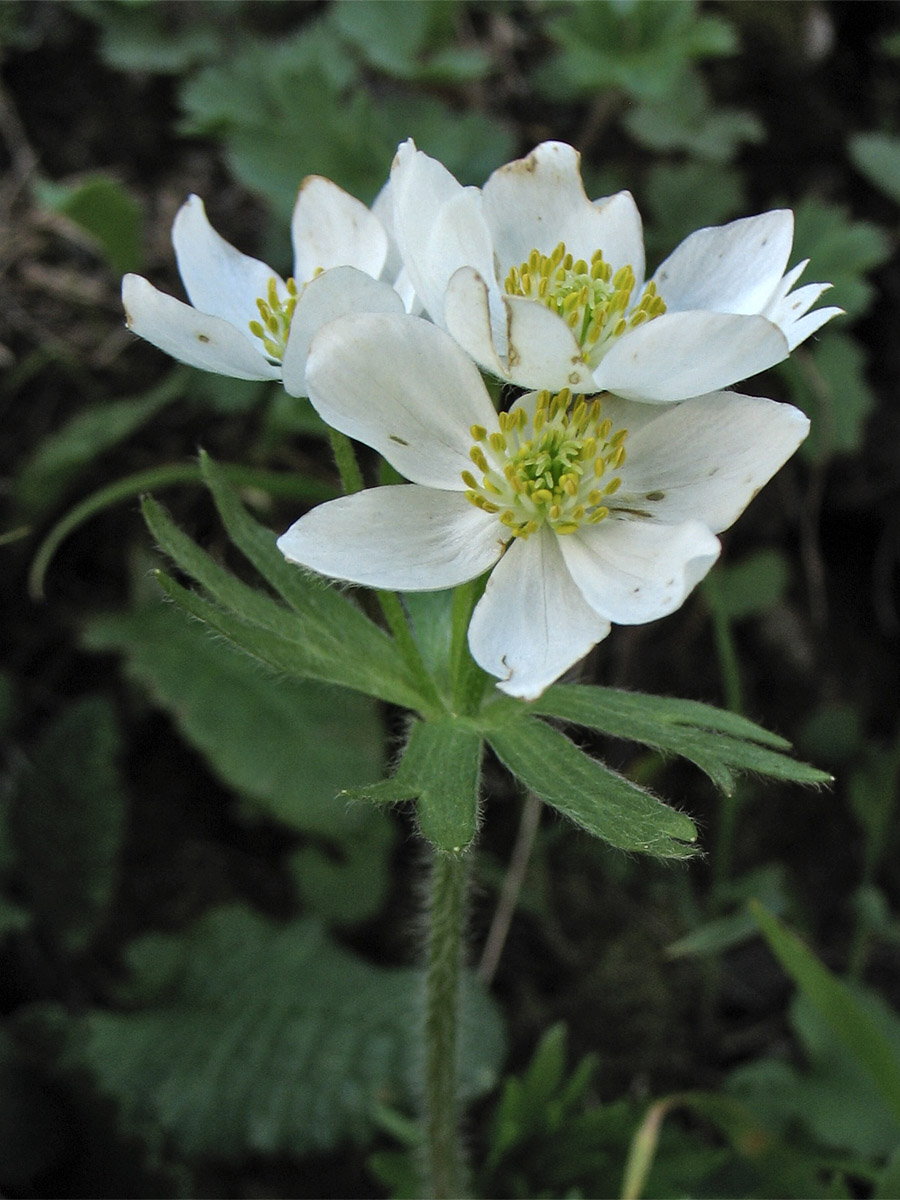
390,139,841,401
277,313,810,701
121,178,407,394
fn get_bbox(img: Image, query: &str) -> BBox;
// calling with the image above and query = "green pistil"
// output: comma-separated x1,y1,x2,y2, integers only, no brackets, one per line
248,275,299,361
504,242,665,360
463,388,628,539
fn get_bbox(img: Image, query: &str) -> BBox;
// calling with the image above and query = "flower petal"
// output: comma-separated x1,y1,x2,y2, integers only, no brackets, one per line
291,175,389,283
560,518,720,626
277,485,504,591
591,311,789,402
305,313,499,489
442,267,509,377
762,265,842,349
606,390,809,532
467,528,611,700
652,210,794,315
171,195,285,336
390,139,490,323
482,142,645,282
281,267,404,397
122,274,281,380
504,297,596,391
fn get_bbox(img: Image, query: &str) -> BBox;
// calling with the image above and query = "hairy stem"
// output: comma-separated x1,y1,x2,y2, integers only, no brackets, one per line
424,850,469,1198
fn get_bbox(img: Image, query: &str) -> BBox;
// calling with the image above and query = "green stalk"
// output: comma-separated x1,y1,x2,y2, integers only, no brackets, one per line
423,850,469,1199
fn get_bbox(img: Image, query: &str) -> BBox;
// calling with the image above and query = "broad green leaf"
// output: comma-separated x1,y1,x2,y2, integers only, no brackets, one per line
15,369,188,518
35,173,143,274
536,0,736,102
529,683,829,794
791,199,891,320
345,716,483,854
9,696,126,955
623,74,763,163
83,603,384,837
179,23,512,221
750,902,900,1134
849,132,900,206
484,713,697,857
331,0,492,83
74,0,228,73
702,548,790,621
55,906,505,1160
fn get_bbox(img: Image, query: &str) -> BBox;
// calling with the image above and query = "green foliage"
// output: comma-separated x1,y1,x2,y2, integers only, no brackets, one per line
8,696,127,956
178,17,513,221
484,707,699,859
346,716,483,854
82,602,384,840
849,132,900,206
530,683,828,796
141,466,423,710
791,199,891,321
642,162,747,261
623,74,764,164
780,331,876,461
331,0,491,84
535,0,737,103
43,905,504,1161
34,173,144,275
74,0,234,73
14,369,188,519
750,903,900,1137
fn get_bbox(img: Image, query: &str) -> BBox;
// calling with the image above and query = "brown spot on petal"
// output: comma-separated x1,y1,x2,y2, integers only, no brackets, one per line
197,333,211,344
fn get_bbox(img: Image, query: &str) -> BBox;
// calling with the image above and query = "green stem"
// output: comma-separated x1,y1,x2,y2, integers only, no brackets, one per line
327,427,365,496
424,851,469,1199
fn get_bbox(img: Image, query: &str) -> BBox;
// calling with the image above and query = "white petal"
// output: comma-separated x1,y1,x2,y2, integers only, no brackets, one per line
777,304,843,351
591,311,789,402
467,529,611,700
560,518,720,626
277,486,504,591
763,273,842,349
172,195,285,336
291,176,388,283
482,142,645,281
122,274,281,380
281,268,404,397
652,210,794,315
504,297,596,391
420,187,495,325
390,139,467,321
305,314,499,489
442,267,508,378
609,390,809,532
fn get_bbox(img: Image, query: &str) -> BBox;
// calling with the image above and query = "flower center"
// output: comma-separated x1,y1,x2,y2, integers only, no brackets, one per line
462,388,628,539
503,242,665,361
249,276,299,361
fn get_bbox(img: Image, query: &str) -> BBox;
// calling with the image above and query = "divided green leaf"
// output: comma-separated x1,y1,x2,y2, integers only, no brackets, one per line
51,906,505,1160
83,602,384,839
530,684,830,795
345,715,483,854
484,711,698,858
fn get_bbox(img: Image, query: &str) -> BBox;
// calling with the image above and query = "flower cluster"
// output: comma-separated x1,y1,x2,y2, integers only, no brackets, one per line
124,141,839,700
